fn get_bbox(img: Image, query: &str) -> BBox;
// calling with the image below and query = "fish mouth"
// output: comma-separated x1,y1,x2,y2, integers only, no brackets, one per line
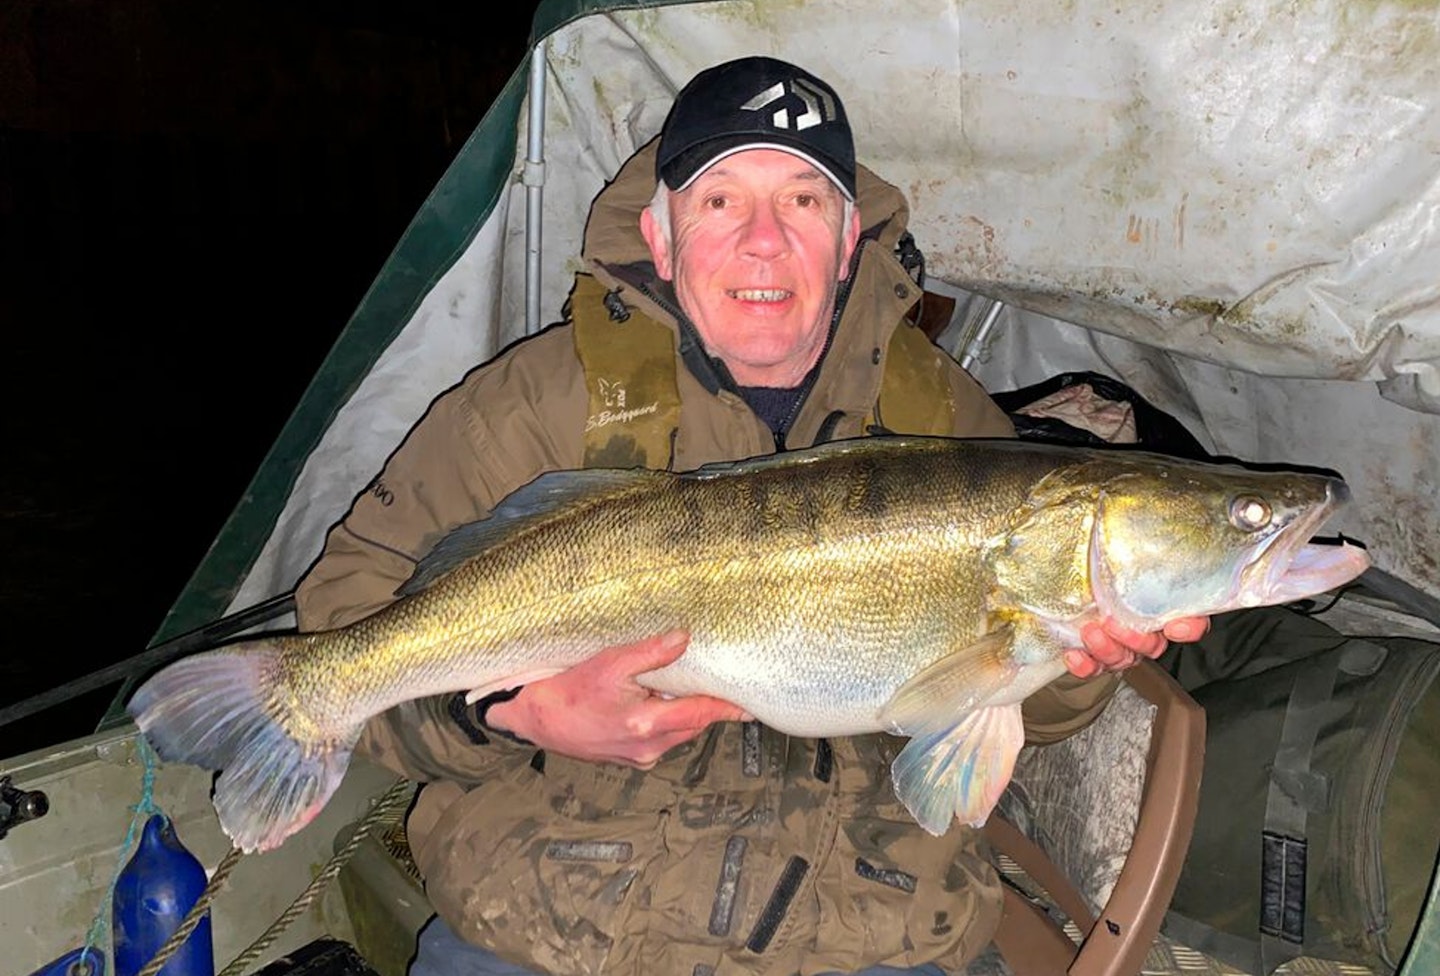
1238,477,1369,605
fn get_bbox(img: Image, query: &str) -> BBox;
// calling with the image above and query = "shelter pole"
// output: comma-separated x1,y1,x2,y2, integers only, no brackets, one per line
959,298,1005,372
0,592,299,734
524,38,548,335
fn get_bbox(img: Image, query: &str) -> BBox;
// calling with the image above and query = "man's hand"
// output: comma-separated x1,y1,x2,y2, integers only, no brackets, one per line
1063,616,1211,679
484,630,751,767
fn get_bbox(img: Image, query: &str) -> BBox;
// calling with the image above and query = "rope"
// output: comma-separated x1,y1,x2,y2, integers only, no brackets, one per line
82,737,164,963
93,732,414,976
133,844,245,976
217,778,414,976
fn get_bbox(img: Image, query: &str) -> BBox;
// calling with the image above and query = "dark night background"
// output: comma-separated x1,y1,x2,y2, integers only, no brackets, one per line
1,1,537,755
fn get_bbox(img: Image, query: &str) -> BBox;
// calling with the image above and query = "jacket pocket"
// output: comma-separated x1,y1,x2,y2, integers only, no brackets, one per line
413,763,666,976
811,805,1003,973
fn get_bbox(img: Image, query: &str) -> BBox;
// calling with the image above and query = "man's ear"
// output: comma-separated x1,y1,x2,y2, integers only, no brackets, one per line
640,206,673,281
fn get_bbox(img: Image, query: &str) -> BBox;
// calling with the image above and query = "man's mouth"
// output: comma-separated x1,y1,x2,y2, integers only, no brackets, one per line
727,288,793,303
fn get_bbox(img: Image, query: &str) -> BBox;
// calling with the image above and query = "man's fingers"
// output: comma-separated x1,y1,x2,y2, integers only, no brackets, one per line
1096,620,1167,660
1079,621,1133,668
610,696,750,768
1163,616,1209,643
590,629,692,677
641,695,751,735
1063,649,1102,679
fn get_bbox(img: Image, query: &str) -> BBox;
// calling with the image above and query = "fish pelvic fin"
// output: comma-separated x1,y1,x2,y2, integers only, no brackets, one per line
127,641,358,854
890,703,1026,835
877,629,1021,736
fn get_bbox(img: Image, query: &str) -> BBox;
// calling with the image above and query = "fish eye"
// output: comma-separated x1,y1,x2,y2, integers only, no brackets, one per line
1229,495,1272,531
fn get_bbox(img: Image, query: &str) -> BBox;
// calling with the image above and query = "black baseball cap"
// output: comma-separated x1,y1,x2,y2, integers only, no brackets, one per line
656,56,856,201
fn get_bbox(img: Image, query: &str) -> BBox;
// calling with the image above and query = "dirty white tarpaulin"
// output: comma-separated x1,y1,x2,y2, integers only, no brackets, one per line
523,0,1440,403
227,0,1440,613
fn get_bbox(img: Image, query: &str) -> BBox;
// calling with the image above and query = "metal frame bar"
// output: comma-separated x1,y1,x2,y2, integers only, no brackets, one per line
524,38,548,335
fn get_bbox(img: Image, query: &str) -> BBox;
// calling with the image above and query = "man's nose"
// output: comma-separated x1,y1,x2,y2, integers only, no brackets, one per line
740,202,788,259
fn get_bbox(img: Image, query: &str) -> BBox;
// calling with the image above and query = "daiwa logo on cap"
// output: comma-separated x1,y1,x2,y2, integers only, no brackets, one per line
740,78,837,132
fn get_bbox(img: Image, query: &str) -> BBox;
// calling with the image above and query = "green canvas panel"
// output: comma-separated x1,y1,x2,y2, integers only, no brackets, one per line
1400,866,1440,975
99,47,537,730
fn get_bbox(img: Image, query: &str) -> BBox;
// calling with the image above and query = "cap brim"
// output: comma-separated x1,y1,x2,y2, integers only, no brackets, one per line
666,140,855,202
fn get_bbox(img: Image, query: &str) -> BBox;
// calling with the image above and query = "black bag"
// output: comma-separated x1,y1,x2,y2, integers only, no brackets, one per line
989,369,1211,459
1158,607,1440,974
255,940,382,976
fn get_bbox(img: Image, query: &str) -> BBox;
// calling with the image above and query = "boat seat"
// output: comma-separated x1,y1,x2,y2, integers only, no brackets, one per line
978,661,1207,976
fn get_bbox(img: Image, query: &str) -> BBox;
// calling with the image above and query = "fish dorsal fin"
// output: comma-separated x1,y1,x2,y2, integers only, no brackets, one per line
877,629,1021,736
398,468,664,597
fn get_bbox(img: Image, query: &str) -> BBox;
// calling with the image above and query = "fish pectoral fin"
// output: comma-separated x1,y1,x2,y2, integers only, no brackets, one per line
463,667,568,704
877,629,1021,737
890,703,1025,835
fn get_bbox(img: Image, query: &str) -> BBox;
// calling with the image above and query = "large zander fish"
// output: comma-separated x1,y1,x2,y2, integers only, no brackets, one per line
129,436,1369,853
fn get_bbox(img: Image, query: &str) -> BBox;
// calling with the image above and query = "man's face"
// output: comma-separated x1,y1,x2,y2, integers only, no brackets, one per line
640,148,862,388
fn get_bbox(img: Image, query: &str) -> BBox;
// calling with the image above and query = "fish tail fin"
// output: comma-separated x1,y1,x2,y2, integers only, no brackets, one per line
890,703,1025,835
127,640,358,853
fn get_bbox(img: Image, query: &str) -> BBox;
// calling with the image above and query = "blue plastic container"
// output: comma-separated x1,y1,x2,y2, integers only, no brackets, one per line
112,814,214,976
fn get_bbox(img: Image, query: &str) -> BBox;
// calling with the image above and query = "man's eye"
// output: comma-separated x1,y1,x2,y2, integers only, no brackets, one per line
705,195,727,210
795,193,816,208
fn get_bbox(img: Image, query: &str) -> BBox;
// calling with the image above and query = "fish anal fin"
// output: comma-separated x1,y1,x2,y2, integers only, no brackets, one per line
878,629,1020,736
890,703,1026,835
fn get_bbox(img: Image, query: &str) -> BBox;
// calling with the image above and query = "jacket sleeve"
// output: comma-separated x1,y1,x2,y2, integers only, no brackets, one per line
294,325,588,781
1020,671,1119,745
293,389,498,633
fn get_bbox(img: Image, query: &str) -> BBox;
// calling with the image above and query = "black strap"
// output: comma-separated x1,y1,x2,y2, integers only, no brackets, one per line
1259,652,1343,971
475,686,533,745
449,687,534,746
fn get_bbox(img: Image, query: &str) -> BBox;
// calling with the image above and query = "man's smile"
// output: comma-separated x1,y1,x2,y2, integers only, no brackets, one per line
727,288,794,302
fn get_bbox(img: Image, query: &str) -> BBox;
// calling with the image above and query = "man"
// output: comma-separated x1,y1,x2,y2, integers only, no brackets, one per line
296,56,1206,976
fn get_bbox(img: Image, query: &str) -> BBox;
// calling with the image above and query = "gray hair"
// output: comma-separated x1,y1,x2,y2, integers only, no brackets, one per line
648,180,674,251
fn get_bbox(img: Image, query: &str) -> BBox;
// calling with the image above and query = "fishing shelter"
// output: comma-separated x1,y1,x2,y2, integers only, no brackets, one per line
153,0,1440,641
60,0,1440,973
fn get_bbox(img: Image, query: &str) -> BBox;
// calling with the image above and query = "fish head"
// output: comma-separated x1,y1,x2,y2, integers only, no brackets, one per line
1087,459,1370,631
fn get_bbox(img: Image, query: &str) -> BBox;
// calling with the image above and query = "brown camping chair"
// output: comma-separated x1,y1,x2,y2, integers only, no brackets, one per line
984,661,1207,976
